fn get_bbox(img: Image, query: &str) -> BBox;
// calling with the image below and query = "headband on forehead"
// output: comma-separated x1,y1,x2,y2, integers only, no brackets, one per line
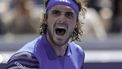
46,0,80,15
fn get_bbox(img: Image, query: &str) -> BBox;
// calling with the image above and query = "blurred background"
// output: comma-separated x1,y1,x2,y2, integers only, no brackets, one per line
0,0,122,69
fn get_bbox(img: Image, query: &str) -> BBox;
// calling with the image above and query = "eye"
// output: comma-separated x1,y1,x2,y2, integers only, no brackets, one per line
65,12,74,18
51,10,61,16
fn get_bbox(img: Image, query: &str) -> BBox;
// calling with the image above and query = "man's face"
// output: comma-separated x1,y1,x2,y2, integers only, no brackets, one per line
46,5,78,46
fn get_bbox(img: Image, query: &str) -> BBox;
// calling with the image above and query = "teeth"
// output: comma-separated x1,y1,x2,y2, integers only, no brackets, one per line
56,27,66,29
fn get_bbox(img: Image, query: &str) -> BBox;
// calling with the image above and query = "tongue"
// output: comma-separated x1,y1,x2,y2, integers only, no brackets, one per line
56,28,66,36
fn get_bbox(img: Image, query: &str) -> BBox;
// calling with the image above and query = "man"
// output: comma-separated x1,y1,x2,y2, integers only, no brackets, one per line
6,0,86,69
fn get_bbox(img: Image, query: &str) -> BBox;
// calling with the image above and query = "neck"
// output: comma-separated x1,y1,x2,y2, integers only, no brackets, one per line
46,34,68,57
52,44,68,57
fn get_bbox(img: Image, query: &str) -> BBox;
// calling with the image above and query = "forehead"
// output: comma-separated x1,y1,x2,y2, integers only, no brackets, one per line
49,5,75,12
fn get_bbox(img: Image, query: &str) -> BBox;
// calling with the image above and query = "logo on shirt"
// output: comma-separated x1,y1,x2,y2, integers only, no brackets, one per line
8,61,36,69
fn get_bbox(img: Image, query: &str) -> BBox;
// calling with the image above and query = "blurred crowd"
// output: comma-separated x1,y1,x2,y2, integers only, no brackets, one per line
0,0,43,35
0,0,122,39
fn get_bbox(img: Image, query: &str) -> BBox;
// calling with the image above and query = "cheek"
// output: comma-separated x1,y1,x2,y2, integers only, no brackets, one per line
68,22,76,33
47,18,56,33
47,17,54,27
47,15,57,24
69,20,77,28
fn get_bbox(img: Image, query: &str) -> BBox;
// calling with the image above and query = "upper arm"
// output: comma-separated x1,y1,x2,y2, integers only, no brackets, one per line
6,52,39,69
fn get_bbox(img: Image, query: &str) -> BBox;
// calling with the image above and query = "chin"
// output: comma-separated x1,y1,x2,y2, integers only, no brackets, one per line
53,38,69,46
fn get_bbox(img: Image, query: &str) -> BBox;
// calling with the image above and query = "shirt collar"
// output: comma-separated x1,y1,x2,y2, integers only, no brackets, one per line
41,35,72,60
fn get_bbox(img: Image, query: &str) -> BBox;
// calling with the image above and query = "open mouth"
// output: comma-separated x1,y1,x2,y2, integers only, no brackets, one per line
55,28,66,36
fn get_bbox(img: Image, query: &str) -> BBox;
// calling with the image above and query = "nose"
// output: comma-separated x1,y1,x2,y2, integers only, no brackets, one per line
57,14,66,23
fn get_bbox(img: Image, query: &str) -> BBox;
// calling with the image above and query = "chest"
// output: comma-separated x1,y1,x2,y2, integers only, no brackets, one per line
40,56,79,69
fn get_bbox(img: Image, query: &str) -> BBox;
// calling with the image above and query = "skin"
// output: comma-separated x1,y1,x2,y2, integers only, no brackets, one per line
46,5,78,56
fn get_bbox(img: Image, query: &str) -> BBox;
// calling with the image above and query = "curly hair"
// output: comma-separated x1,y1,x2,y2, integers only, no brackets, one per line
40,0,87,41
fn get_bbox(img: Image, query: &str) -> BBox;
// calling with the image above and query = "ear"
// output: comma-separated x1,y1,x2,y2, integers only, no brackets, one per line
75,22,78,29
44,13,48,20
